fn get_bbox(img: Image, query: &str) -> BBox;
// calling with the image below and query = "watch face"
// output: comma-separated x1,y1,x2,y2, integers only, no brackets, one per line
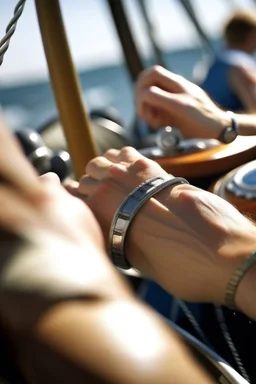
223,126,237,143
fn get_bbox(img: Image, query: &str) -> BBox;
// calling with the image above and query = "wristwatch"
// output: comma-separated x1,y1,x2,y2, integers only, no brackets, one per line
218,111,239,144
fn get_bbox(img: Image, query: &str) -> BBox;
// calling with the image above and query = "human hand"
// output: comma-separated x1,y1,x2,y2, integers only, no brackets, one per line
135,66,231,139
0,122,133,333
74,147,256,308
0,124,215,384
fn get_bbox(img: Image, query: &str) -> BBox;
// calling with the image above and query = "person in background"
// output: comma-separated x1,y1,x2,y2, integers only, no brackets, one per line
200,11,256,113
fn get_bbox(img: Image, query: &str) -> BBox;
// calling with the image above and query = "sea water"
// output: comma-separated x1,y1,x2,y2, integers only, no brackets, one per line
0,42,221,132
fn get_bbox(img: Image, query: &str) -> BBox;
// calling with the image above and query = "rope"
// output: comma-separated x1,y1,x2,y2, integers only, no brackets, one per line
0,0,26,66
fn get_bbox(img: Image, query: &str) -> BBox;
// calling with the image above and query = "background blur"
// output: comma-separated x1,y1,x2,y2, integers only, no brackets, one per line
0,0,255,130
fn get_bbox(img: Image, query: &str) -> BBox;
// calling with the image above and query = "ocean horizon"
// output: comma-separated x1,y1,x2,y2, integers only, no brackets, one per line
0,39,222,132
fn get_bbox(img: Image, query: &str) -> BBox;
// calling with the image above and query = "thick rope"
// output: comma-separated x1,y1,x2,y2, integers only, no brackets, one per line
0,0,26,66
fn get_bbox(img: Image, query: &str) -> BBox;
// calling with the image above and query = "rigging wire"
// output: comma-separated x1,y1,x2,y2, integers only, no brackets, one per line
178,0,215,55
137,0,166,67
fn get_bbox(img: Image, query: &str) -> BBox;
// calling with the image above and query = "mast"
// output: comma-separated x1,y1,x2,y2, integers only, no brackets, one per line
178,0,215,55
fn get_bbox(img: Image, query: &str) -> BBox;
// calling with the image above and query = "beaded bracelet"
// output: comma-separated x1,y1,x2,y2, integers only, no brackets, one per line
225,250,256,310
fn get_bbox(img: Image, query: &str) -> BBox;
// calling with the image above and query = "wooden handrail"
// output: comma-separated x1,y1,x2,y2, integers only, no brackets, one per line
35,0,98,179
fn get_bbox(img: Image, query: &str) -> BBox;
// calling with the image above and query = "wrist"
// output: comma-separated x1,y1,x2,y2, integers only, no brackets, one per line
125,183,199,272
213,109,235,141
127,183,256,308
126,196,172,274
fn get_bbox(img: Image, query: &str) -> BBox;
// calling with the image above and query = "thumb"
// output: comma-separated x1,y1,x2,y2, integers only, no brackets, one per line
39,172,60,186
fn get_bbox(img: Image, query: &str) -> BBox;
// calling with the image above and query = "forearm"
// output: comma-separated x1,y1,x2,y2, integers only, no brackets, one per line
207,110,256,138
235,113,256,135
17,300,213,384
127,184,256,319
0,231,213,383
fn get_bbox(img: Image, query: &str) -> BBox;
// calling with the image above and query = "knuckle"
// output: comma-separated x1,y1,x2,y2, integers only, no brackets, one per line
132,157,151,172
85,162,94,177
121,146,132,153
103,149,112,157
137,65,164,87
85,158,97,174
108,163,126,179
151,65,164,79
104,148,116,157
152,65,163,74
85,156,103,174
131,157,167,179
120,146,136,157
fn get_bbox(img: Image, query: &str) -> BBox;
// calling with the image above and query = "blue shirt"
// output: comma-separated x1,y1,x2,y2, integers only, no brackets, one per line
200,49,256,112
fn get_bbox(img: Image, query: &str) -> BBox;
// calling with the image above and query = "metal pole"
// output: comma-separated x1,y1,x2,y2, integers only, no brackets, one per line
35,0,98,179
137,0,166,67
106,0,145,82
178,0,215,55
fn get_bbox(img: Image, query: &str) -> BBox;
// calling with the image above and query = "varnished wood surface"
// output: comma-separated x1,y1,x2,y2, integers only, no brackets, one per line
35,0,98,180
153,135,256,178
209,164,256,219
42,121,256,180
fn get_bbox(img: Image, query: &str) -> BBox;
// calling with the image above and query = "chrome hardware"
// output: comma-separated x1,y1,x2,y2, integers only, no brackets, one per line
226,161,256,199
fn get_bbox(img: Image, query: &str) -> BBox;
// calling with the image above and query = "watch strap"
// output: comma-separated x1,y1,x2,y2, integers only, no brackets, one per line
218,111,239,144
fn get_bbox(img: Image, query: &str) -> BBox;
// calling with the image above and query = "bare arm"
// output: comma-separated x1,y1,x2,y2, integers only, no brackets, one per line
20,301,213,384
227,65,256,135
0,118,250,383
229,65,256,113
0,120,213,384
0,232,212,384
234,111,256,135
77,146,256,320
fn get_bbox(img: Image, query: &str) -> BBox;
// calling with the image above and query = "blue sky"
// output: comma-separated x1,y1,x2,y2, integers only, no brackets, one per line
0,0,255,84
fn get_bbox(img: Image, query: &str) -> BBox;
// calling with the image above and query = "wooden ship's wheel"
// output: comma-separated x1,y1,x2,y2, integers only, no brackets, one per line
40,115,256,182
210,160,256,220
141,135,256,179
